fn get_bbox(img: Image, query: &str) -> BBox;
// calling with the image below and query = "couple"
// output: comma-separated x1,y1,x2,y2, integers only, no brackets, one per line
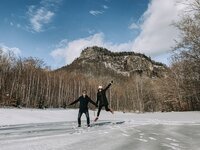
69,81,114,127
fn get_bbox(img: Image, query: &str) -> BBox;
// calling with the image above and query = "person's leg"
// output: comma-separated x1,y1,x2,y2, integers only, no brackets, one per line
97,105,103,117
78,110,83,127
105,105,114,114
85,109,90,127
95,105,102,122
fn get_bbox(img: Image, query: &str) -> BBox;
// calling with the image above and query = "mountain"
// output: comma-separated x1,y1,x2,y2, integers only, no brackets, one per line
57,46,168,79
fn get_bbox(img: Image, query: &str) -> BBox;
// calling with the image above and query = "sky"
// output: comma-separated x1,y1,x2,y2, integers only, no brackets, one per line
0,0,189,69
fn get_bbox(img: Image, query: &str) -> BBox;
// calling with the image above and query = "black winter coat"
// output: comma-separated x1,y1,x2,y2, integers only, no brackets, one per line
96,83,112,106
69,95,96,111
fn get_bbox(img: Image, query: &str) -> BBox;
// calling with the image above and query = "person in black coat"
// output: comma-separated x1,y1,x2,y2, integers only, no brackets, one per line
94,81,114,122
68,90,97,127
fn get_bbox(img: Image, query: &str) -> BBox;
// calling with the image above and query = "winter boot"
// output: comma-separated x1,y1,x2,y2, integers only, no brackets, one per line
94,117,99,122
110,109,114,114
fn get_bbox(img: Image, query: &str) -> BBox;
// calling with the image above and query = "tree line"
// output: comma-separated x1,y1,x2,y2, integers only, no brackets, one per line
0,49,198,112
0,52,160,112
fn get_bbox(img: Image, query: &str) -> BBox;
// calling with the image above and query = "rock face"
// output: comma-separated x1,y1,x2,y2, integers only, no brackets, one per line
59,46,167,78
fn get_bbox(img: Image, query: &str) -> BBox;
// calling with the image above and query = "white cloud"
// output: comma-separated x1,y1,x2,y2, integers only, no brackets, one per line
90,4,108,16
0,43,21,55
10,22,14,26
51,0,190,66
88,29,95,34
17,24,21,28
89,10,104,16
131,0,188,55
103,5,109,9
129,22,140,30
51,33,132,65
51,33,104,64
28,6,54,32
27,0,61,32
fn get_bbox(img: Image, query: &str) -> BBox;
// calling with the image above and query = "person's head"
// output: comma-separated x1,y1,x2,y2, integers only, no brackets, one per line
82,90,87,97
98,85,103,92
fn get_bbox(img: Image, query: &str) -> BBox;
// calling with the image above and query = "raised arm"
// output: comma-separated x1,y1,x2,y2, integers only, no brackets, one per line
104,81,113,91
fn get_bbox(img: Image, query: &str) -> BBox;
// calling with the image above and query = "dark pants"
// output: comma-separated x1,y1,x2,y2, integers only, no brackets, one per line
78,109,90,126
97,105,111,117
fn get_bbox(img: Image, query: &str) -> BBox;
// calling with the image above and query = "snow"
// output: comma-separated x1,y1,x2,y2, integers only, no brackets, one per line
0,108,78,125
0,108,200,150
103,62,130,76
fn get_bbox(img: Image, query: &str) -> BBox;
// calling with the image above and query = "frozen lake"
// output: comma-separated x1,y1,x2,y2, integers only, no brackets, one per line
0,109,200,150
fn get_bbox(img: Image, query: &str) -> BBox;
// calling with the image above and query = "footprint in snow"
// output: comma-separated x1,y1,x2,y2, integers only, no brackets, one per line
152,133,159,136
148,137,157,141
166,137,179,142
122,133,130,137
139,133,144,138
170,143,180,147
162,143,180,150
119,129,128,134
136,138,148,142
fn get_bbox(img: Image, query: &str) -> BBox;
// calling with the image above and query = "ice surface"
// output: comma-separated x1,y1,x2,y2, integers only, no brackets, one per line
0,108,200,150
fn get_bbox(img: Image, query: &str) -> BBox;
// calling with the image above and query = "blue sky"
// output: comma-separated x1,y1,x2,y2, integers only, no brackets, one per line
0,0,187,69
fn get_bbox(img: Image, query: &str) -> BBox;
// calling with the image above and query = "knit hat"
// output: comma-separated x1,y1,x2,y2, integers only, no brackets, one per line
98,85,103,89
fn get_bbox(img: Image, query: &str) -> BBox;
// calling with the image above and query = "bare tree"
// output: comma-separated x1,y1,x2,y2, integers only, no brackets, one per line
171,0,200,110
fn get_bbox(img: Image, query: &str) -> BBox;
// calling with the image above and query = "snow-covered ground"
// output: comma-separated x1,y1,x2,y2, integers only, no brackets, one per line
0,108,200,150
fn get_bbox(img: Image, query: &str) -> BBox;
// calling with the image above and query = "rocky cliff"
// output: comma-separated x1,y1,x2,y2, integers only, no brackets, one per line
58,46,167,78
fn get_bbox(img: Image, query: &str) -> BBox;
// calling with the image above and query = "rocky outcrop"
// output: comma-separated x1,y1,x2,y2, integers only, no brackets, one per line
59,46,168,78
